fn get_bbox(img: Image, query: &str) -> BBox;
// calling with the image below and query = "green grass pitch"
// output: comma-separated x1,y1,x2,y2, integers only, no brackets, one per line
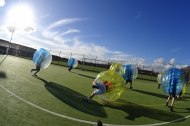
0,55,190,126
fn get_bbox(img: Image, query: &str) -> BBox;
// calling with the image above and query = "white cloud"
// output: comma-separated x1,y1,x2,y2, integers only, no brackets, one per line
153,58,164,66
151,58,186,73
6,26,15,33
46,18,82,31
0,18,187,69
176,64,188,69
169,47,182,53
0,0,5,7
5,25,36,34
23,26,36,33
42,18,83,41
152,58,165,72
164,64,172,70
38,18,112,60
107,52,145,67
68,37,110,59
169,58,175,65
151,58,189,72
0,17,148,67
59,29,80,36
163,58,176,70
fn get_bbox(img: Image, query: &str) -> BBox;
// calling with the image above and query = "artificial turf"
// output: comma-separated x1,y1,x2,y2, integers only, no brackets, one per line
0,55,190,126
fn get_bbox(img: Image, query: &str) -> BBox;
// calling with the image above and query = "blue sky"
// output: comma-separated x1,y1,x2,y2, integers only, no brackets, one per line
0,0,190,69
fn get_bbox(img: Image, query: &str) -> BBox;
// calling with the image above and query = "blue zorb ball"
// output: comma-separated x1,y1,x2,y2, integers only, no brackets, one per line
68,58,78,68
33,48,52,69
161,68,184,95
122,64,138,81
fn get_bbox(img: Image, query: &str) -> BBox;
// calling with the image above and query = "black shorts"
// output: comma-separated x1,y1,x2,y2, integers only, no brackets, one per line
169,93,176,97
36,65,41,70
179,91,182,96
126,80,132,83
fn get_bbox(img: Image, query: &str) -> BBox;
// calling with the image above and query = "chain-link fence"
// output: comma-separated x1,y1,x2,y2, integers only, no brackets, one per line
0,46,159,81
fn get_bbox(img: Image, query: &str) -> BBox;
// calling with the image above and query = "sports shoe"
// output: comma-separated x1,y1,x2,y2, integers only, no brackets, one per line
96,120,103,126
170,107,175,112
83,97,90,103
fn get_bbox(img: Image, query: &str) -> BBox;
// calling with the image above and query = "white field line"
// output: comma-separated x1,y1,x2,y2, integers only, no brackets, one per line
0,84,190,126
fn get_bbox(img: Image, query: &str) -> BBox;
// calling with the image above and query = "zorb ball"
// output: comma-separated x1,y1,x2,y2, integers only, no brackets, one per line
162,68,184,95
96,70,126,101
182,84,186,95
33,48,52,69
157,72,164,84
109,63,124,75
122,64,138,81
68,58,78,68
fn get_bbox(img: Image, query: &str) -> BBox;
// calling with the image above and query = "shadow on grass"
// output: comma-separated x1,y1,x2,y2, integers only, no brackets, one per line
103,100,185,122
133,89,190,101
185,93,190,95
133,89,168,99
33,75,107,117
0,71,7,78
175,107,190,113
186,108,190,111
0,55,8,66
71,71,96,79
177,96,190,101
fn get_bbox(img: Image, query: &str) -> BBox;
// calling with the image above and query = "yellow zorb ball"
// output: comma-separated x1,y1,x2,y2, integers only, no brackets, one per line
157,73,162,84
157,72,165,84
96,70,126,101
109,63,124,75
182,84,186,95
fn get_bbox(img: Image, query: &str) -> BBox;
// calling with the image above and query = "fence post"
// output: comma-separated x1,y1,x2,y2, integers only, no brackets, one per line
121,60,123,65
94,56,97,71
107,58,111,68
58,50,61,65
70,52,72,58
82,54,85,71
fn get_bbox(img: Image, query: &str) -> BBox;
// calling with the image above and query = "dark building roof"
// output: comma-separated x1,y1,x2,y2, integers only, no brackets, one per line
0,39,35,52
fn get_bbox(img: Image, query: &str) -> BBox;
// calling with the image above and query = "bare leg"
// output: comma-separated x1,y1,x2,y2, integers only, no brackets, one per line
68,66,73,71
83,92,95,103
34,69,40,76
178,91,182,99
166,95,171,106
89,93,95,99
31,68,37,73
130,82,133,89
158,84,161,89
170,97,175,112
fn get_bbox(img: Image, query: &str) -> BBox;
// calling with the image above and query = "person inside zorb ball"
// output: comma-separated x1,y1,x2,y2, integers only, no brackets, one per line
157,72,164,89
67,58,78,72
122,64,138,89
31,48,52,76
83,70,126,102
109,63,124,75
162,68,184,112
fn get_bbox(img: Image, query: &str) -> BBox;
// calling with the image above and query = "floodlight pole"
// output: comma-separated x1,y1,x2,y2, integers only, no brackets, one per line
1,27,15,66
6,26,15,55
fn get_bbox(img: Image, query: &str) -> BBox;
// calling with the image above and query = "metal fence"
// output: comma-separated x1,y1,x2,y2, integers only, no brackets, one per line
0,47,158,81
